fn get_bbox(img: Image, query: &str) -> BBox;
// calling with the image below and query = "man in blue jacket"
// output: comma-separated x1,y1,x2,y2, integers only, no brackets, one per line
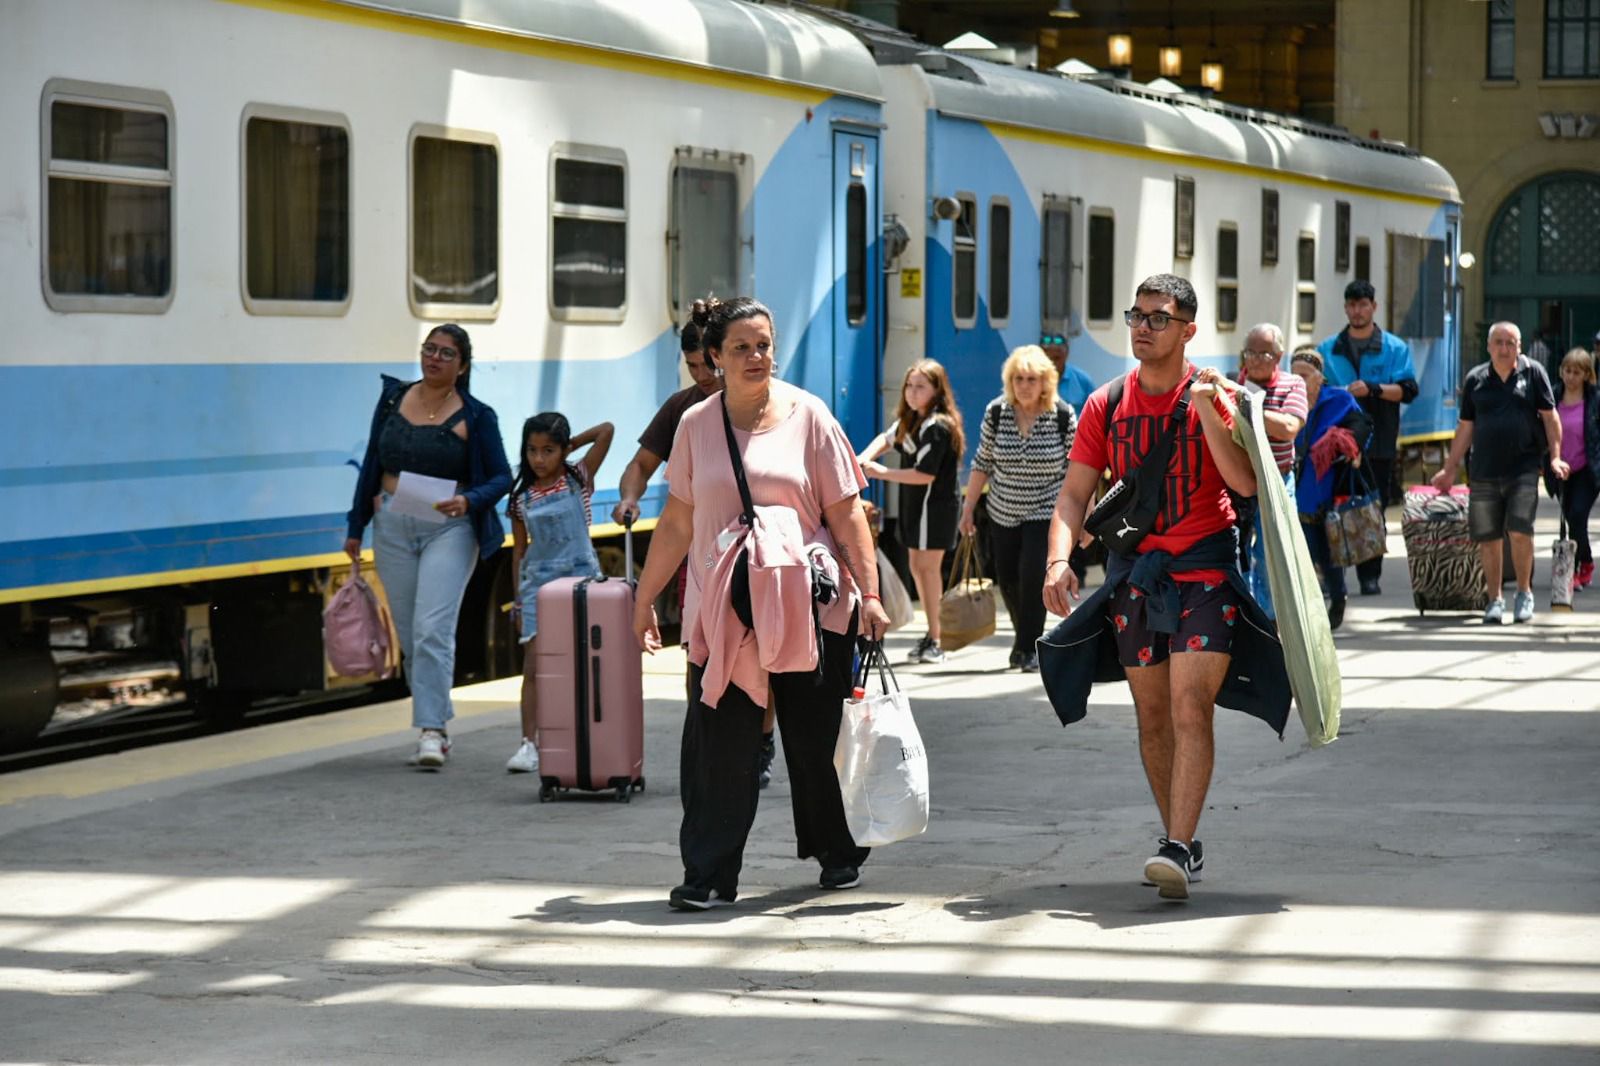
1317,280,1417,596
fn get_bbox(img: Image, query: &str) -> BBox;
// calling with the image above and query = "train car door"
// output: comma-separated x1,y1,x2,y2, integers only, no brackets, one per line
832,129,881,447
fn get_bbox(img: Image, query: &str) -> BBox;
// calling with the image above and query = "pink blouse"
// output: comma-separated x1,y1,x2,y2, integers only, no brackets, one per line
667,385,865,704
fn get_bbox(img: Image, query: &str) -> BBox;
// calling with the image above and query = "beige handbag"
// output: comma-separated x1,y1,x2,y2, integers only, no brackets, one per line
938,536,996,651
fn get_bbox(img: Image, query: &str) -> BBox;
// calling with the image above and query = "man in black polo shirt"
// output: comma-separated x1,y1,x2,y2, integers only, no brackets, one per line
1317,280,1418,596
1430,322,1568,624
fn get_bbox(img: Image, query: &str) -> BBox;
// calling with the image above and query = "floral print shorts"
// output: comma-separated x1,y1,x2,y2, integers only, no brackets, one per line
1109,578,1241,669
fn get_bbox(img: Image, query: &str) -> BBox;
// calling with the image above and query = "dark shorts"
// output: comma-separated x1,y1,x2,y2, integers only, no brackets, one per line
1468,470,1540,542
1110,578,1242,668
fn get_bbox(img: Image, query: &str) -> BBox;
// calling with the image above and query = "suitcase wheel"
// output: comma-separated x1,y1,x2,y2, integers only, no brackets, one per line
632,778,646,793
539,785,555,803
614,785,630,803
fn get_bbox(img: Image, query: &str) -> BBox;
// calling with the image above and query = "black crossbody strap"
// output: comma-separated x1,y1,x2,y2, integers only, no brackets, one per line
721,393,757,527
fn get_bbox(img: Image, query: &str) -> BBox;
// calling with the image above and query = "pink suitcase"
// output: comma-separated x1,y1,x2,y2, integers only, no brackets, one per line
534,534,645,802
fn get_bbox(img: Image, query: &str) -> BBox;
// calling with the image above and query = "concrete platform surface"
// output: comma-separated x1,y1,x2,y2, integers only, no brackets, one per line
3,544,1599,1064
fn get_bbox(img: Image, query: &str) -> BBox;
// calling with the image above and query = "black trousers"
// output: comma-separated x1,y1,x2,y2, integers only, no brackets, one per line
990,518,1050,654
679,623,869,897
1562,466,1600,566
1356,456,1398,586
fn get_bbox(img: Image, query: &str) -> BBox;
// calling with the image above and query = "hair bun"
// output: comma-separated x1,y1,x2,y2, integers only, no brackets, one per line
690,296,721,329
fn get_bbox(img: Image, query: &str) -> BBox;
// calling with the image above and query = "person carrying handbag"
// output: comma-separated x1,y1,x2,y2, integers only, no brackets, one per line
630,297,889,912
1289,348,1373,631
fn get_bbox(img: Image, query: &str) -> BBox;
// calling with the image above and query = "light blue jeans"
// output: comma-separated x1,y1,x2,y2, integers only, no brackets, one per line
1248,468,1296,621
372,496,478,730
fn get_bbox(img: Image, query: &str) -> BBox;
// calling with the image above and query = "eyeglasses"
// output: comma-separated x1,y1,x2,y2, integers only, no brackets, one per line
1241,347,1279,361
421,342,460,361
1124,309,1192,331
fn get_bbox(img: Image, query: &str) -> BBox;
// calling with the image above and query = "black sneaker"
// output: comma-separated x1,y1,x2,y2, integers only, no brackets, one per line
1142,837,1203,885
919,641,947,665
668,883,732,911
907,636,933,664
1018,650,1039,673
1143,838,1192,900
1327,596,1346,631
1008,648,1023,668
757,732,776,790
1359,578,1382,596
819,866,861,890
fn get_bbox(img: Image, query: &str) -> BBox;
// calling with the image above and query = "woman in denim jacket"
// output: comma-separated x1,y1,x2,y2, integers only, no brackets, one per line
344,324,512,769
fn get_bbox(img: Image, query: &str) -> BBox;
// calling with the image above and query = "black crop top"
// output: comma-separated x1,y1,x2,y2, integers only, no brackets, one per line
379,401,470,482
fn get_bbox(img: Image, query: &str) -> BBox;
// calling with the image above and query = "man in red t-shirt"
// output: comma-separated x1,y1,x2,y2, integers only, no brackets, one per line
1042,273,1258,902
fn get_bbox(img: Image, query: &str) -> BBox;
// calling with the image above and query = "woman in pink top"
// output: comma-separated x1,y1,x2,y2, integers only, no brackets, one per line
1556,348,1600,590
633,297,890,912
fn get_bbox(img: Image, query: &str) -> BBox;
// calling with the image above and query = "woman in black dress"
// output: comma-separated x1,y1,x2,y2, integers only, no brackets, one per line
858,359,965,663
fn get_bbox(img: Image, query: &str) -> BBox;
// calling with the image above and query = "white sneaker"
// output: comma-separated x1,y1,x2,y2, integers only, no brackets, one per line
409,730,449,769
506,738,540,774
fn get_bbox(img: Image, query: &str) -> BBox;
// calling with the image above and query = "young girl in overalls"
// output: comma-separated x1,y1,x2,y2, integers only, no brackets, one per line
505,412,614,774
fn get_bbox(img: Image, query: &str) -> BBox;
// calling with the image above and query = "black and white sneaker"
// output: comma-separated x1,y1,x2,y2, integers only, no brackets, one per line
1143,838,1193,901
907,636,933,664
1142,837,1203,885
918,641,947,664
668,884,732,911
819,866,862,890
757,732,776,789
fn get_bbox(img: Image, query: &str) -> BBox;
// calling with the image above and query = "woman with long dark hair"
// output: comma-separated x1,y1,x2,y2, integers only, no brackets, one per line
345,324,511,768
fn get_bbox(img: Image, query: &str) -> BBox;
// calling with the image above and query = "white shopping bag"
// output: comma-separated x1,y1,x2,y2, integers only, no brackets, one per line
834,643,929,847
876,548,915,632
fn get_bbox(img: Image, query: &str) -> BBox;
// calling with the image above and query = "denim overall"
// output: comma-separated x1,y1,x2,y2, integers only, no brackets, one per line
517,472,602,643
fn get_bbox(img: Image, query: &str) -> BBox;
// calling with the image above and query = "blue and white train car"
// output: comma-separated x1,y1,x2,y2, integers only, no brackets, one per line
0,0,887,740
866,39,1462,461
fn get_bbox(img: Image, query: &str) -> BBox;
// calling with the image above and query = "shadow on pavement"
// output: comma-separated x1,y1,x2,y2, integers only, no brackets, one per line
944,880,1287,930
517,890,906,927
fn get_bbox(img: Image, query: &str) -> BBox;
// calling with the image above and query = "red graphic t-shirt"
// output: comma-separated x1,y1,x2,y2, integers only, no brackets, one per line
1071,365,1237,583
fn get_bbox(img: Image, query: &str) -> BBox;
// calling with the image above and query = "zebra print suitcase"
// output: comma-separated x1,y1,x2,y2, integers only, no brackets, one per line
1402,487,1489,615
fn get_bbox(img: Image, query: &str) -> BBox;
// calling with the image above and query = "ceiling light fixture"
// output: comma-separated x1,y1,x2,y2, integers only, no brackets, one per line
1107,33,1133,67
1200,13,1224,92
1049,1,1081,18
1159,0,1182,77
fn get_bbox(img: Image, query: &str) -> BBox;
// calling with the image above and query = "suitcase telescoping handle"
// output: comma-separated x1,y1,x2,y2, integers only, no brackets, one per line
623,516,634,585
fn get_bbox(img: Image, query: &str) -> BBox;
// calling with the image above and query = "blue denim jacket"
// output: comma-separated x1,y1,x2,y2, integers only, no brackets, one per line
346,375,512,560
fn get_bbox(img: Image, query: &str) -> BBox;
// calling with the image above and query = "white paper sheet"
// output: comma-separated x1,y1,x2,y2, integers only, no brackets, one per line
389,471,459,524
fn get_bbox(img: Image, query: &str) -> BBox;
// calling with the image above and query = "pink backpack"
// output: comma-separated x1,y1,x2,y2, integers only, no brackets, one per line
324,562,393,678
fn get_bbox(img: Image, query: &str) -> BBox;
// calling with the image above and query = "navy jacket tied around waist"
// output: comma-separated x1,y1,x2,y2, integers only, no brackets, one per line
346,374,513,560
1036,527,1291,738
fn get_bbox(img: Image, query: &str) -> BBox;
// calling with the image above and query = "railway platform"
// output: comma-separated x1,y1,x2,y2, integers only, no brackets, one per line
3,516,1599,1064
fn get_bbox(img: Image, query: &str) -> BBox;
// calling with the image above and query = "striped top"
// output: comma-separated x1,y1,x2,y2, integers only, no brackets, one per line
972,398,1076,527
1249,370,1309,474
508,464,593,526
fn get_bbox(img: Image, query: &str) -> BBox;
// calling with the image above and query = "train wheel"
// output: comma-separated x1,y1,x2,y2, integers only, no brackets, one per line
0,645,59,752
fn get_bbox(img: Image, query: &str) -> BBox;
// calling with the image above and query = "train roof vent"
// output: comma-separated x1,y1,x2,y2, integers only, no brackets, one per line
912,51,984,83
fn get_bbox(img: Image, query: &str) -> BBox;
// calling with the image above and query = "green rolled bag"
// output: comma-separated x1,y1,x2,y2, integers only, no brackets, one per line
1228,387,1341,747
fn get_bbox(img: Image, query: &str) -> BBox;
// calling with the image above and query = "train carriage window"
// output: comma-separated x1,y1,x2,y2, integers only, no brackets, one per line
42,80,174,312
1388,233,1446,339
1355,238,1372,282
953,193,978,326
988,198,1011,325
1087,210,1115,322
668,150,744,317
242,108,349,314
1174,177,1195,259
847,183,868,325
410,128,499,317
1335,201,1351,274
1040,197,1072,335
1261,189,1280,266
551,146,627,321
1216,223,1239,330
1296,234,1317,332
